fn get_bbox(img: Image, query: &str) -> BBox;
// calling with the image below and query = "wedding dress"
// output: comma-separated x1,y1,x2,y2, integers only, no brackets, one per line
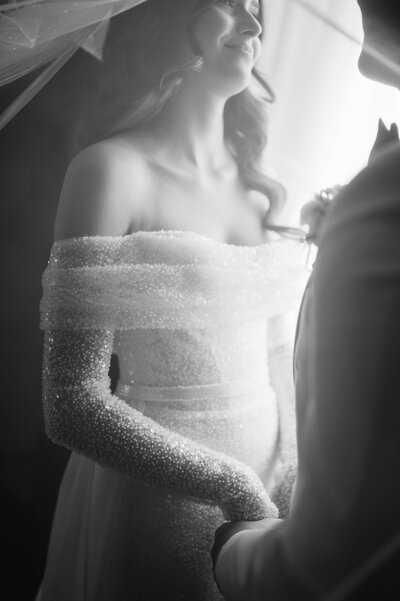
38,229,304,601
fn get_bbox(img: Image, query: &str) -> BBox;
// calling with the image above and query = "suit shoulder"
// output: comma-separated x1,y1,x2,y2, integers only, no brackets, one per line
355,144,400,189
334,144,400,217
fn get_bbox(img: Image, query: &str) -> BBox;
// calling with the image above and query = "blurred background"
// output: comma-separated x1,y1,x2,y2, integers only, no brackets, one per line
262,0,400,222
1,0,399,598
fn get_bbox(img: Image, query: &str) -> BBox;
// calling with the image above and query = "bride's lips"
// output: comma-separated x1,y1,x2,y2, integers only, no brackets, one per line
224,43,253,57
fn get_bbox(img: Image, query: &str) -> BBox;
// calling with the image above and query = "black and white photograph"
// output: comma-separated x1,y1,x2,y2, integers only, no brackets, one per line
1,1,400,599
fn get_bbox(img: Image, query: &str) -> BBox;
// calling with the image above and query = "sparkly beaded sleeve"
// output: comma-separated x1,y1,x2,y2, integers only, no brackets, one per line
40,234,279,521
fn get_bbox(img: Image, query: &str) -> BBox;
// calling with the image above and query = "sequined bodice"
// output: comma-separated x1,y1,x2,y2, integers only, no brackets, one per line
115,321,268,387
42,229,305,393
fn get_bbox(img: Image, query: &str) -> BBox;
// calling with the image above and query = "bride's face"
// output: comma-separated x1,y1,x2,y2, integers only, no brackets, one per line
192,0,263,94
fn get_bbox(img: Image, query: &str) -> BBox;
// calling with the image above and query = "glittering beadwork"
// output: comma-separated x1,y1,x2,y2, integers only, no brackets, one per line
40,230,307,330
39,230,306,600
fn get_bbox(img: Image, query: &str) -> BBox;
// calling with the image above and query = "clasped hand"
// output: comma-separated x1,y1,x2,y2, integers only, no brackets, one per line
212,516,282,569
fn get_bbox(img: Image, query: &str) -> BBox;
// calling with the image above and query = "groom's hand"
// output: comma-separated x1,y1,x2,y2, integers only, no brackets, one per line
212,517,281,568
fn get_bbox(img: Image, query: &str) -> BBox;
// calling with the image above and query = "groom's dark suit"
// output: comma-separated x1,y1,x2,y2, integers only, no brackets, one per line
214,144,400,600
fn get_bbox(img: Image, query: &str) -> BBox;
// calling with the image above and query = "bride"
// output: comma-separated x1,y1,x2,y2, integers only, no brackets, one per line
38,0,303,599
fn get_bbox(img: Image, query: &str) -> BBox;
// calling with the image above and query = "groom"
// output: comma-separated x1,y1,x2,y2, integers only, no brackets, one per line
212,1,400,599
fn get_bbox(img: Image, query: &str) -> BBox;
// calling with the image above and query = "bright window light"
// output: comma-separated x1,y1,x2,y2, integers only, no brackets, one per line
260,0,400,223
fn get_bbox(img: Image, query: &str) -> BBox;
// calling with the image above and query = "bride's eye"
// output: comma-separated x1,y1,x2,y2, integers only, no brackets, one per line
218,0,236,8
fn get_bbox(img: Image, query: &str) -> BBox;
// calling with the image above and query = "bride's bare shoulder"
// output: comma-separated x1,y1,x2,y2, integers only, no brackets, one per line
54,137,154,241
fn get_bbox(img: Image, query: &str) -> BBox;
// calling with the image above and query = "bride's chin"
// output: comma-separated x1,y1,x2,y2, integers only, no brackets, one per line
217,69,253,95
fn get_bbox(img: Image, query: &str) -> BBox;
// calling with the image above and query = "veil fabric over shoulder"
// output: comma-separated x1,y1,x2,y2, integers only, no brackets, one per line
0,0,148,129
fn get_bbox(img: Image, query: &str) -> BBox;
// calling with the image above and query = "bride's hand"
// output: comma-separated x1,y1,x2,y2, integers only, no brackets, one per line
221,464,279,522
300,186,342,247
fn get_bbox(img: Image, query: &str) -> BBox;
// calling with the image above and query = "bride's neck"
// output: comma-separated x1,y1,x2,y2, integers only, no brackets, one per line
152,84,230,173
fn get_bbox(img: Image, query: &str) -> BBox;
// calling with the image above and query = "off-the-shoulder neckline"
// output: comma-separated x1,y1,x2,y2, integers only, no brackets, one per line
54,229,284,251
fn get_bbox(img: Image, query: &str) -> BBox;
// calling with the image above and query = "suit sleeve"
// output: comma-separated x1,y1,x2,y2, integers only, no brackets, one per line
215,148,400,600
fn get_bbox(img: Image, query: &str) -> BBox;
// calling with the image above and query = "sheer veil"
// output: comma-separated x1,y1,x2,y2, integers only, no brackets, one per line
0,0,148,130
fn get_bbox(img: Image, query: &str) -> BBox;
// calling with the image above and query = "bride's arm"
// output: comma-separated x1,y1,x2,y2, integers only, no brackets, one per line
42,326,276,521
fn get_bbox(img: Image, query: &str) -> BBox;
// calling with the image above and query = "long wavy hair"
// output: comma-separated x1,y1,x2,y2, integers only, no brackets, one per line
79,0,290,229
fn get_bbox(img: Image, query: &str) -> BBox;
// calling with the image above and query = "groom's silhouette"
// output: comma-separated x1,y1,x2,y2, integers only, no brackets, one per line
213,1,400,599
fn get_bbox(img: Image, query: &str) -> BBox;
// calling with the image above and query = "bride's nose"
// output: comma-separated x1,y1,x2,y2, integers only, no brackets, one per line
236,11,262,38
